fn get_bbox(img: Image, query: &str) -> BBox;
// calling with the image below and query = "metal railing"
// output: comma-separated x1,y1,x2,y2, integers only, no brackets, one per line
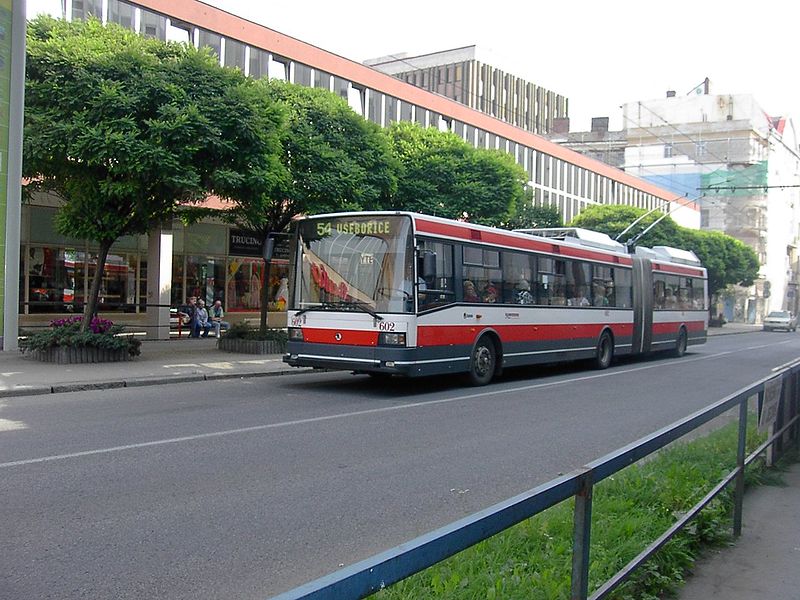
271,362,800,600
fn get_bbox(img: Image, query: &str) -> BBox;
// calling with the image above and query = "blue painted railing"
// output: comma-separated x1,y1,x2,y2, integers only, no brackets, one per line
271,362,800,600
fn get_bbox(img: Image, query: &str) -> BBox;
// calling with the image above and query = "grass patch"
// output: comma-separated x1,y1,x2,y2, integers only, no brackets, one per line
376,416,780,600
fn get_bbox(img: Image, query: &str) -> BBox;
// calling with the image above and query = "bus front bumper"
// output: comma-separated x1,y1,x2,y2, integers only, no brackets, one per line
283,342,418,375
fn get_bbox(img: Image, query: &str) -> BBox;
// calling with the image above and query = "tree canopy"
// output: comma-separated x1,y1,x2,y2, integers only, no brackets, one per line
502,192,563,230
23,17,286,329
569,205,760,296
384,122,528,226
221,80,398,330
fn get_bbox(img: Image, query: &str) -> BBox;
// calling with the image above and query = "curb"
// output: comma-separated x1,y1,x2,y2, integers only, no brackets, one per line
0,367,316,399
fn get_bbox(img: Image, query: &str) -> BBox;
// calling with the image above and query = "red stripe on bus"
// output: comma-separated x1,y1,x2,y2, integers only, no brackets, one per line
417,323,635,347
302,328,378,346
652,263,706,277
652,321,706,334
414,218,633,266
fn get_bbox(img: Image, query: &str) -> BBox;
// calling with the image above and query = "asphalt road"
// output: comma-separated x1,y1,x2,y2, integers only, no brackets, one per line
1,331,798,599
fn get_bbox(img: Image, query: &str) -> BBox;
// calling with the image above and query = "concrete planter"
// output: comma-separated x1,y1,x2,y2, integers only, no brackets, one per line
217,337,286,355
25,345,135,364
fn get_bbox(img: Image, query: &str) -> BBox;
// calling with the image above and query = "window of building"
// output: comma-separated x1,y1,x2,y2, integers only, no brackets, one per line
249,48,269,79
696,141,707,157
269,55,289,81
166,19,192,44
107,0,135,29
224,38,246,72
368,90,384,126
72,0,102,20
294,63,313,87
414,106,427,126
140,9,166,40
333,76,349,100
385,96,399,123
198,29,222,59
664,143,673,158
348,86,365,116
314,69,332,90
399,101,413,123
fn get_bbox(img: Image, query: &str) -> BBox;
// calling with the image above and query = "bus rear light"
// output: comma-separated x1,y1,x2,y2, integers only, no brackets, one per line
288,327,304,341
378,332,406,346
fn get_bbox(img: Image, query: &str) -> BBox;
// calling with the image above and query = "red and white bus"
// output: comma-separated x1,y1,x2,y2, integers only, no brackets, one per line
283,212,707,385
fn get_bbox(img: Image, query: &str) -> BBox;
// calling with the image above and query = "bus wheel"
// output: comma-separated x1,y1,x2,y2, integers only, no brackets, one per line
673,329,688,357
468,336,496,386
594,331,613,370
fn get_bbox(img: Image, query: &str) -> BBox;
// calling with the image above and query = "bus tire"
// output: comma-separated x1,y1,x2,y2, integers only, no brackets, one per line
468,336,496,386
594,331,613,370
673,328,688,357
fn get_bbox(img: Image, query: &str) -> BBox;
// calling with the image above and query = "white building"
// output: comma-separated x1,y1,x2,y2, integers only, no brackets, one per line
622,91,800,322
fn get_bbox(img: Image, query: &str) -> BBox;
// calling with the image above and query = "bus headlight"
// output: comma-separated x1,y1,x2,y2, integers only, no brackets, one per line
378,332,406,346
288,327,304,341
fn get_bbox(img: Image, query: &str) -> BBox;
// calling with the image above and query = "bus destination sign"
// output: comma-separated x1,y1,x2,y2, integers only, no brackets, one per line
315,220,393,237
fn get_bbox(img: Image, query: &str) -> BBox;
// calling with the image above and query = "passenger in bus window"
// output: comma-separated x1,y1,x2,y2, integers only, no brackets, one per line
665,289,678,309
593,281,609,307
568,288,590,307
515,279,534,304
482,281,498,303
463,280,480,302
678,288,690,310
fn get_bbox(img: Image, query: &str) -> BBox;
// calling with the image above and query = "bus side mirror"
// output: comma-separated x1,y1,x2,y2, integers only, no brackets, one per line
421,252,437,280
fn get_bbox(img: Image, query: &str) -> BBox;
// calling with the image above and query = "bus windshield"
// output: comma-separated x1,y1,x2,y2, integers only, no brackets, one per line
292,215,414,314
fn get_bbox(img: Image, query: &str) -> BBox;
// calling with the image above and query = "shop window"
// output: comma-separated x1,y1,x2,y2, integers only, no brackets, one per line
186,256,225,307
171,255,184,307
227,258,264,311
26,247,76,314
88,251,137,312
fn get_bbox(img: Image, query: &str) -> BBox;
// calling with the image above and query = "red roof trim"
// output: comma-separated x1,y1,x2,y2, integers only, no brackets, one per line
131,0,696,210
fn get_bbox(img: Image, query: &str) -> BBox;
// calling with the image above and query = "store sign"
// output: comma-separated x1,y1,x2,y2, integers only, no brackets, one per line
229,230,291,260
229,230,262,257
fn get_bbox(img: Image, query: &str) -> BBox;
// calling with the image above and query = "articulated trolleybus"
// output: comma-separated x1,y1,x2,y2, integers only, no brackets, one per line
283,212,708,385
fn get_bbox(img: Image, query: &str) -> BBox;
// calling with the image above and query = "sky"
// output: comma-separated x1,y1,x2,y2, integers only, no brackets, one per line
26,0,800,132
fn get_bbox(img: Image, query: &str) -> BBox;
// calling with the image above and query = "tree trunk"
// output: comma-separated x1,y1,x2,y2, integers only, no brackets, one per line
82,240,112,333
260,257,271,334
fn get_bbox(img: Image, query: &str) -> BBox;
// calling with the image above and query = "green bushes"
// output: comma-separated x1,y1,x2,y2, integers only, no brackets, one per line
20,316,141,357
378,419,771,600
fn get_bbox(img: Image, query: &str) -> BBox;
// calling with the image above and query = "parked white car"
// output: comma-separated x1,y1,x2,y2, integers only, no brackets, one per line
763,311,797,332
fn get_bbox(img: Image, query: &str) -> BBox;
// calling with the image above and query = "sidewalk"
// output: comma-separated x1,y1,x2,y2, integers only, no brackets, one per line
677,462,800,599
0,337,308,398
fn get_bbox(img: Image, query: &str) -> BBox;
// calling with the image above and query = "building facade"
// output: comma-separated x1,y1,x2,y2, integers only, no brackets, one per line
20,0,698,337
619,92,800,323
364,46,568,137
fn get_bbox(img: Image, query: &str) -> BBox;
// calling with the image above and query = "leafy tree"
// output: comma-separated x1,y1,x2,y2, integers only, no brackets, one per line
222,80,397,331
24,17,286,332
503,191,563,230
569,205,759,296
385,122,527,226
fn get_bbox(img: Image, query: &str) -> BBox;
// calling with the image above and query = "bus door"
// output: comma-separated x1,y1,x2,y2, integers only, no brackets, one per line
632,256,654,355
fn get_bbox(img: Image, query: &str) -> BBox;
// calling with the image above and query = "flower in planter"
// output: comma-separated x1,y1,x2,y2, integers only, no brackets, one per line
20,315,141,358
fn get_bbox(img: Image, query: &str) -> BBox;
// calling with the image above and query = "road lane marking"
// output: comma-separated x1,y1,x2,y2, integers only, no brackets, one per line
1,341,793,469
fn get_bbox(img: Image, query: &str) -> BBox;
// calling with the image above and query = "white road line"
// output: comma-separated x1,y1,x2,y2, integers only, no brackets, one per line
1,342,792,469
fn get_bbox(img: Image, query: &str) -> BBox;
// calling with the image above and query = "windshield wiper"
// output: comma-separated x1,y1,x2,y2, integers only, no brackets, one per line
295,301,383,320
295,301,338,317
